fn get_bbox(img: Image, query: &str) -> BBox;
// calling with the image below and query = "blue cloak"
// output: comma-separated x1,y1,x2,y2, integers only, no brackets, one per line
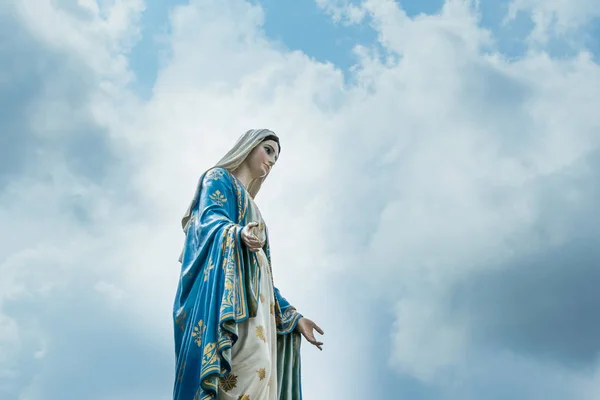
173,168,303,400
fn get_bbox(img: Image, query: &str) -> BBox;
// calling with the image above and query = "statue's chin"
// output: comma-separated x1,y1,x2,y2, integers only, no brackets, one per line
259,166,269,178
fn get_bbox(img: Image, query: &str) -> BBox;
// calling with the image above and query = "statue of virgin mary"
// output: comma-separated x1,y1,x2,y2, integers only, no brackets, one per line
172,129,323,400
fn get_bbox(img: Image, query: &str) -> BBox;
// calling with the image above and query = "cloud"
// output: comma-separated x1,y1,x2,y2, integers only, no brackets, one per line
506,0,600,44
2,0,600,399
0,1,164,399
315,0,367,24
318,0,600,396
1,0,364,398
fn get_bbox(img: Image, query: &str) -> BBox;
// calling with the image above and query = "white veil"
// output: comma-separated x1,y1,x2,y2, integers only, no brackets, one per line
180,128,279,233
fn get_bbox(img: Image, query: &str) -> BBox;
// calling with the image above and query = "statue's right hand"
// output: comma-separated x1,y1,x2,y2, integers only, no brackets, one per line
241,222,264,252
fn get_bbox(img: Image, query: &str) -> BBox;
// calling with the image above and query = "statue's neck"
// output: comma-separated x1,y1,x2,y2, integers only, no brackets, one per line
232,166,253,191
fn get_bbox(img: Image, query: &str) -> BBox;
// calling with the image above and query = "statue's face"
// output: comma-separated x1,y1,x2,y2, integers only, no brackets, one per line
246,139,280,179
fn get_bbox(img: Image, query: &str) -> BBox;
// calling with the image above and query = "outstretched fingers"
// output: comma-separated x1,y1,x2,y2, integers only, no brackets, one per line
304,330,324,351
307,335,324,351
314,324,324,335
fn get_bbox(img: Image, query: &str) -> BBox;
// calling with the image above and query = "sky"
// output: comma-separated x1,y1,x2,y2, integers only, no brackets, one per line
1,0,600,399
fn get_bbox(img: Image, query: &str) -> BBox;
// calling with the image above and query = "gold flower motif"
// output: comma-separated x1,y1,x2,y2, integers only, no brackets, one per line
204,259,215,281
209,190,227,206
206,169,224,181
256,326,266,343
219,373,238,392
257,368,266,381
238,395,250,400
191,320,205,347
260,294,265,303
270,302,275,316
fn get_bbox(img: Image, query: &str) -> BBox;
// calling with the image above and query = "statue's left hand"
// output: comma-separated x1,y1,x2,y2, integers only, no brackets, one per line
296,317,324,351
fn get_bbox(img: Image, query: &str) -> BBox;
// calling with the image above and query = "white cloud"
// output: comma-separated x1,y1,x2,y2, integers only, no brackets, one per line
15,0,143,81
1,0,363,398
318,0,600,392
315,0,367,24
506,0,600,44
2,0,600,398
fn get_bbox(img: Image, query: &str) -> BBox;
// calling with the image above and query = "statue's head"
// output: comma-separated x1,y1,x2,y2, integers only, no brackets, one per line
238,134,280,181
215,129,281,198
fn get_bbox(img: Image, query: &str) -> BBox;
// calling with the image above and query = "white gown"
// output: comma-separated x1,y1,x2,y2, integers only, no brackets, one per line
217,200,278,400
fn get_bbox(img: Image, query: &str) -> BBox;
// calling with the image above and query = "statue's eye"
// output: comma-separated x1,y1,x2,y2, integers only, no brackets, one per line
265,147,271,154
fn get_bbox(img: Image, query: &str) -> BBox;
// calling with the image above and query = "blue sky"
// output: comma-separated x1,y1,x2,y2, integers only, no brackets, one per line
129,0,593,97
2,0,600,399
129,0,381,95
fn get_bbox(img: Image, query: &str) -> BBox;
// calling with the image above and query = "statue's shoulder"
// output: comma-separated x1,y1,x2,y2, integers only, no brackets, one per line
203,167,235,188
204,167,227,181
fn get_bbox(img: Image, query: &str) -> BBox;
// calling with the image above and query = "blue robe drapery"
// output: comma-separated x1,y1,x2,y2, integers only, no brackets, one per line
173,168,303,400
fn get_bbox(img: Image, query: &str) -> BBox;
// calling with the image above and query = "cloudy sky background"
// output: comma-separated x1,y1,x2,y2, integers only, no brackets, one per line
1,0,600,399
